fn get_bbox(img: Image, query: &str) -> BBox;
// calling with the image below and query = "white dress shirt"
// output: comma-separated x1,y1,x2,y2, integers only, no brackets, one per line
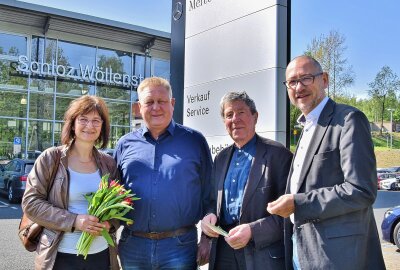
290,96,329,223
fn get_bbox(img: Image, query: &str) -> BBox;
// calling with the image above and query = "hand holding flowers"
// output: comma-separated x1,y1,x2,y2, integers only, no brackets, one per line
74,214,107,235
76,174,139,259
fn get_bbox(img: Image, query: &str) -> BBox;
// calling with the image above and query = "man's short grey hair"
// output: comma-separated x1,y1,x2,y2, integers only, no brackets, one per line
220,91,257,118
291,55,323,73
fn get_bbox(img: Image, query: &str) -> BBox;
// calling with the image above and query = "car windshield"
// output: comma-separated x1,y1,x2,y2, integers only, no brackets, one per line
387,167,400,172
25,164,34,174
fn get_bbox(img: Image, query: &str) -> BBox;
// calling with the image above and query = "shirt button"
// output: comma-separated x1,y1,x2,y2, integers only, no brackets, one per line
236,163,239,166
238,150,242,153
231,198,234,202
232,179,236,183
152,214,156,218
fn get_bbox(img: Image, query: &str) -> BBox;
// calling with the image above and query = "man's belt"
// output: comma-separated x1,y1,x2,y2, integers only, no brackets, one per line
129,225,195,240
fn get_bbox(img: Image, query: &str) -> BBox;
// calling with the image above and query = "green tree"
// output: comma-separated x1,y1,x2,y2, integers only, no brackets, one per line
305,30,355,100
367,66,400,135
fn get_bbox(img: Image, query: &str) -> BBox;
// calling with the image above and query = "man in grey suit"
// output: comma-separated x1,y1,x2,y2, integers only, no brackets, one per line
267,55,385,270
201,91,293,270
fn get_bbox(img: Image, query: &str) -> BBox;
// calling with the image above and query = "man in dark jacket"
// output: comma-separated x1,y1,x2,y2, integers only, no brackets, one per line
201,91,292,270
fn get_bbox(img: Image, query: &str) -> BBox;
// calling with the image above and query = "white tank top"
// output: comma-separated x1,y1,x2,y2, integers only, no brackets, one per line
57,168,108,254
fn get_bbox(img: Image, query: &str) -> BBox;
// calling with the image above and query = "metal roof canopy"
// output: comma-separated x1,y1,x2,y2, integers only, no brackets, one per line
0,0,171,55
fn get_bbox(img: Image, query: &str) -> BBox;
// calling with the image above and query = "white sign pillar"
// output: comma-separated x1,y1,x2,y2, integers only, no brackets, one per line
178,0,290,156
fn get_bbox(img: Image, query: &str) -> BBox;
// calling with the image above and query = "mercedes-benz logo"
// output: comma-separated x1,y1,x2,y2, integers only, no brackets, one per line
173,2,183,21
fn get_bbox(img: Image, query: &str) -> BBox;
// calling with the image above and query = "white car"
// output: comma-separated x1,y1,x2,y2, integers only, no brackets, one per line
380,177,399,191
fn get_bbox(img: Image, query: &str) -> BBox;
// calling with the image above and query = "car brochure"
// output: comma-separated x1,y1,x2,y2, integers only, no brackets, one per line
202,221,229,237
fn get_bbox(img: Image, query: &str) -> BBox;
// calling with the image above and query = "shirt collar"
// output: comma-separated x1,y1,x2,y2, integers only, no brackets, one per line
234,134,257,151
297,96,329,126
141,120,176,137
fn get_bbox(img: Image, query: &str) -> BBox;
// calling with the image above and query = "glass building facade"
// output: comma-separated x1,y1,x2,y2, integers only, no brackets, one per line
0,30,170,159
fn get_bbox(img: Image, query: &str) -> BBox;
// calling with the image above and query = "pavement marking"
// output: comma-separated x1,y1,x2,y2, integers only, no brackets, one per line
0,201,9,207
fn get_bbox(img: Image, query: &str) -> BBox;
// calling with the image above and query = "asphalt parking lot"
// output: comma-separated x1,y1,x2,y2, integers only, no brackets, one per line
381,242,400,270
0,191,399,269
373,190,400,270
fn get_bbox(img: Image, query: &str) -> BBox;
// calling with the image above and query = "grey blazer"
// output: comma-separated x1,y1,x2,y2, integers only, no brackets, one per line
208,135,292,270
284,99,385,270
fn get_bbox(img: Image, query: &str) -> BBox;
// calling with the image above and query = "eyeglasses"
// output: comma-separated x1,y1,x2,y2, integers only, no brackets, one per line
77,117,103,127
283,73,323,89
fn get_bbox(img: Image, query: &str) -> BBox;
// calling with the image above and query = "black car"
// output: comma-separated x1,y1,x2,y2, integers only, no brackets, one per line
0,159,35,203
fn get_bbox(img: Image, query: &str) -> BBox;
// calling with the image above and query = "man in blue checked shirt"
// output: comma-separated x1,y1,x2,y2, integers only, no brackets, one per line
114,77,212,270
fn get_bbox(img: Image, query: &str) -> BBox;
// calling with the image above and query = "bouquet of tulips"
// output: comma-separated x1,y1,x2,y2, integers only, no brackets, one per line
76,174,139,259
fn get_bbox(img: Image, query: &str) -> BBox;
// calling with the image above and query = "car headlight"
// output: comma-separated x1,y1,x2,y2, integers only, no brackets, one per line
384,209,393,219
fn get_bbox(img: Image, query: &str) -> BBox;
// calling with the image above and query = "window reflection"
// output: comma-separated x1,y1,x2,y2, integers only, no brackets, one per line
96,48,132,99
29,92,54,120
0,33,27,57
109,125,130,148
134,54,150,79
27,120,53,152
0,60,28,90
152,58,170,80
0,90,27,118
57,80,94,95
97,48,132,75
55,95,77,120
97,86,130,100
107,100,130,126
0,33,169,159
54,122,62,146
0,118,26,159
57,40,96,72
31,36,57,65
30,78,55,92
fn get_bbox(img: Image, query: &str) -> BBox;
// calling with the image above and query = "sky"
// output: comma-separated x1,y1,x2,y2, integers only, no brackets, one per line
17,0,400,99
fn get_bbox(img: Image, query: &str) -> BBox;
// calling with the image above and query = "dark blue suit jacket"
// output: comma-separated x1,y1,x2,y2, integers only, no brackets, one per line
208,134,292,270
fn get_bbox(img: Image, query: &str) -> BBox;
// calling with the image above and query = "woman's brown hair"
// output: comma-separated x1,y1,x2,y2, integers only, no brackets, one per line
61,95,110,148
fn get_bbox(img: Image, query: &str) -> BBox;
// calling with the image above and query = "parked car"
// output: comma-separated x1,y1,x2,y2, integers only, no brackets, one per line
100,148,114,157
378,173,399,190
14,150,41,160
387,166,400,176
380,178,399,191
381,205,400,249
377,168,391,174
0,159,35,203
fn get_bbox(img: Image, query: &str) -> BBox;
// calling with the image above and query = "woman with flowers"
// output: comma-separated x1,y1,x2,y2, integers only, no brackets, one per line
22,96,120,270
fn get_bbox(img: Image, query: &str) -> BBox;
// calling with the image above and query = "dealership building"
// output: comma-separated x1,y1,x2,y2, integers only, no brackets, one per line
0,0,171,158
